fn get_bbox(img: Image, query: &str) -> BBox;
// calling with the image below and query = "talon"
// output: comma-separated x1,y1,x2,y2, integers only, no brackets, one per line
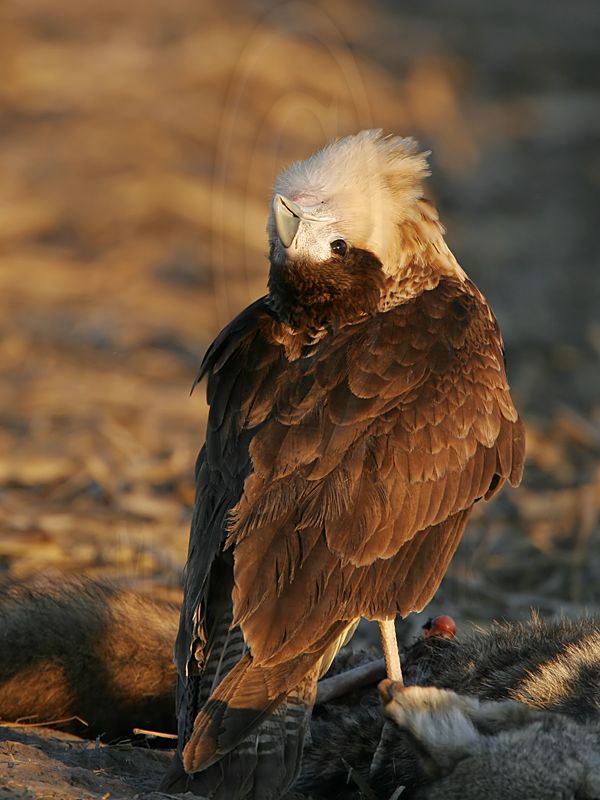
378,678,403,703
378,678,394,703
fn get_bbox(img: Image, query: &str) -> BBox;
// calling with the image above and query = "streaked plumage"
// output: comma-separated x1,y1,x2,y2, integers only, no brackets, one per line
164,130,525,799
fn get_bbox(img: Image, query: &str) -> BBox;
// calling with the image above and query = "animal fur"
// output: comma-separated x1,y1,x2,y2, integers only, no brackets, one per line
300,617,600,799
1,580,600,797
0,578,177,739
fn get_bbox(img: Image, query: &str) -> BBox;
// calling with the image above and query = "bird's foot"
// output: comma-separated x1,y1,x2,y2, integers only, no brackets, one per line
378,677,404,704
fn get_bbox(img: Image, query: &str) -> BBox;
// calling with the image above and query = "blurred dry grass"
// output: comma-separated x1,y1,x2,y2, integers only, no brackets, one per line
0,0,599,632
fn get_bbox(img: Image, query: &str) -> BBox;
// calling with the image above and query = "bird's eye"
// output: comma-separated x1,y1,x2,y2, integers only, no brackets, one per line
330,239,347,256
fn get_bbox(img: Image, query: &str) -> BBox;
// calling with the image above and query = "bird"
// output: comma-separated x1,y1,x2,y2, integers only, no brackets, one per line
162,129,526,799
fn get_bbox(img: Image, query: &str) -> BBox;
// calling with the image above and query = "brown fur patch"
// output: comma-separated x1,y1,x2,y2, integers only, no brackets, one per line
0,579,178,738
0,660,74,724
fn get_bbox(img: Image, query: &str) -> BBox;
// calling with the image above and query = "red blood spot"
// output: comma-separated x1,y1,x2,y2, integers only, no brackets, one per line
422,615,457,640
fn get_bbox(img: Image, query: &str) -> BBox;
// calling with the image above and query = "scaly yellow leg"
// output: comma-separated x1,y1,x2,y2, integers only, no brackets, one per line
378,618,403,685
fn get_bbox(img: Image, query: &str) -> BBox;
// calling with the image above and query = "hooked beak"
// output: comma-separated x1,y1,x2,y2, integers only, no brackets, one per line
273,194,303,248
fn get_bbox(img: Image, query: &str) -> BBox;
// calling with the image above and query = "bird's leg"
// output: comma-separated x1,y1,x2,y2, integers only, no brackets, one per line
378,618,403,685
370,621,404,784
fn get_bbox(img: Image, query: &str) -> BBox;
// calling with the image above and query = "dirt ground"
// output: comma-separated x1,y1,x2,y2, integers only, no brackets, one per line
0,0,599,797
0,725,172,800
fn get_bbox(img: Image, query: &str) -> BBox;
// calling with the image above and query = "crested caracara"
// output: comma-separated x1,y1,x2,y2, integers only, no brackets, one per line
163,130,525,799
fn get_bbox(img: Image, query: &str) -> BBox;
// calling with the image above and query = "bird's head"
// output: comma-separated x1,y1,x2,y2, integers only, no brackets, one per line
269,129,428,270
267,129,462,329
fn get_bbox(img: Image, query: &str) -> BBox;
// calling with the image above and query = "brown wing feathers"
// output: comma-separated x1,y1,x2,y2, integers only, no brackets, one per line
183,625,350,772
177,277,525,791
230,280,522,585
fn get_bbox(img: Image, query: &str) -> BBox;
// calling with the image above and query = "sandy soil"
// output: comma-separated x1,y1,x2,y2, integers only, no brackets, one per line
0,724,174,800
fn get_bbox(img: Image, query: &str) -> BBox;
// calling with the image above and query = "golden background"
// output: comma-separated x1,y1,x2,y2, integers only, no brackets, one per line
1,0,599,633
